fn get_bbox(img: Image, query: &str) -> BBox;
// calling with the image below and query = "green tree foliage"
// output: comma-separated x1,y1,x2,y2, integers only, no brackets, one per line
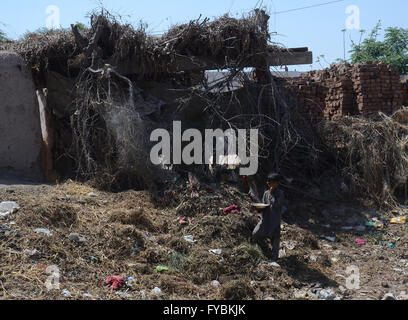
350,21,408,74
0,29,8,42
76,22,86,32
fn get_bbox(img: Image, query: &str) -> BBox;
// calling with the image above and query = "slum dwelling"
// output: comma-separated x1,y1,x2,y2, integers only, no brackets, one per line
2,9,406,208
0,10,319,193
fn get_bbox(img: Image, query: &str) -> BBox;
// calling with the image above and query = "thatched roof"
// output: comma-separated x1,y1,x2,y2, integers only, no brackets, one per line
0,10,280,76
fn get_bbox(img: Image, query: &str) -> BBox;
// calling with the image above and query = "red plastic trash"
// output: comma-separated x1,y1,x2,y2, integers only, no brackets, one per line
105,276,125,290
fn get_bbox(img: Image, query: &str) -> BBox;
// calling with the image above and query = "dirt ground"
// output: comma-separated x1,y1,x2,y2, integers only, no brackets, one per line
0,178,407,300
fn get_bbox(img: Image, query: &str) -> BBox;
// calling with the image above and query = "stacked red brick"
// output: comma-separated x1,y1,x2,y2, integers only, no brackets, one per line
352,62,403,116
289,79,327,121
321,64,357,120
280,64,356,121
277,62,405,121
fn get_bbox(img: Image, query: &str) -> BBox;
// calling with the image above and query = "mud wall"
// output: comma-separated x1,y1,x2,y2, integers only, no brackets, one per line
0,51,43,179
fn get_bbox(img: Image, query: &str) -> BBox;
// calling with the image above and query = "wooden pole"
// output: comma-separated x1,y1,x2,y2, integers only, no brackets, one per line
36,88,56,182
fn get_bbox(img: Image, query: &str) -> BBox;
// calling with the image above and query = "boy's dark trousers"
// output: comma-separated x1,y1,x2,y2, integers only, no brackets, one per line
254,226,281,261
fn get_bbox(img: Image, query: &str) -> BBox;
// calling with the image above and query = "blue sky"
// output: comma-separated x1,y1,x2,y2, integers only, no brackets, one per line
1,0,407,71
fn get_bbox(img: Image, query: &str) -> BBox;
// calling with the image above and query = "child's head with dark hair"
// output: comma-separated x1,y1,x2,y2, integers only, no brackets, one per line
267,173,283,183
266,173,283,191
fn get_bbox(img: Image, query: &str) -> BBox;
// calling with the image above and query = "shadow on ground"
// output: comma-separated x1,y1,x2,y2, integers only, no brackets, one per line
281,255,339,287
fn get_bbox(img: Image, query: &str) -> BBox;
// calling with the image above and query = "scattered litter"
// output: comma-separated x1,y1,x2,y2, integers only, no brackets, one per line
316,288,340,300
62,289,72,298
379,241,395,249
331,257,339,263
156,266,169,272
35,228,52,236
88,192,97,197
268,262,281,268
323,236,337,242
309,254,318,262
211,280,221,288
293,289,316,300
209,249,222,255
0,202,20,217
382,293,397,300
105,276,125,290
23,249,40,257
1,225,11,233
322,224,331,229
355,238,366,246
90,256,98,262
282,240,297,250
341,226,353,231
179,216,191,225
183,235,197,243
140,290,147,299
116,291,131,298
393,268,403,272
222,205,240,216
151,287,163,297
279,249,286,258
391,216,406,224
397,292,408,300
68,233,87,244
83,293,94,299
365,221,384,229
126,277,136,289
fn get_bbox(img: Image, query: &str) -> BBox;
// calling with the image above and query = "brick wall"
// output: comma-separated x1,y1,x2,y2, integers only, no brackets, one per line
277,62,406,121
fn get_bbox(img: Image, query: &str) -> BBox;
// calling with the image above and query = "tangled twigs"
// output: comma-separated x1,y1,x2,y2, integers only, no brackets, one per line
174,59,324,185
320,109,408,208
70,65,157,190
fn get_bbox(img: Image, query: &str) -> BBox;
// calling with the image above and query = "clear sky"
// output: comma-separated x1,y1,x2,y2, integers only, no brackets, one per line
0,0,406,71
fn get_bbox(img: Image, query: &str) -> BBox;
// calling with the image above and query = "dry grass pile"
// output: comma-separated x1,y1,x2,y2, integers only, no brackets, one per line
1,9,275,76
320,108,408,207
218,280,256,300
159,9,271,60
3,179,393,300
0,29,76,74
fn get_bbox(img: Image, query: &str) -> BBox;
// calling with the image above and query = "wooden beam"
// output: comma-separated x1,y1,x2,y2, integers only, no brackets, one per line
113,47,313,74
266,51,313,66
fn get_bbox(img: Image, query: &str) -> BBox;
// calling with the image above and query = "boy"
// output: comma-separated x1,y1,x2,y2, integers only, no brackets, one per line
252,173,286,263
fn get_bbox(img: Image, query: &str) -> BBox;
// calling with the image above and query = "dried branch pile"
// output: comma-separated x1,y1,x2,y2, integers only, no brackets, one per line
70,65,163,191
1,9,276,76
320,108,408,207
